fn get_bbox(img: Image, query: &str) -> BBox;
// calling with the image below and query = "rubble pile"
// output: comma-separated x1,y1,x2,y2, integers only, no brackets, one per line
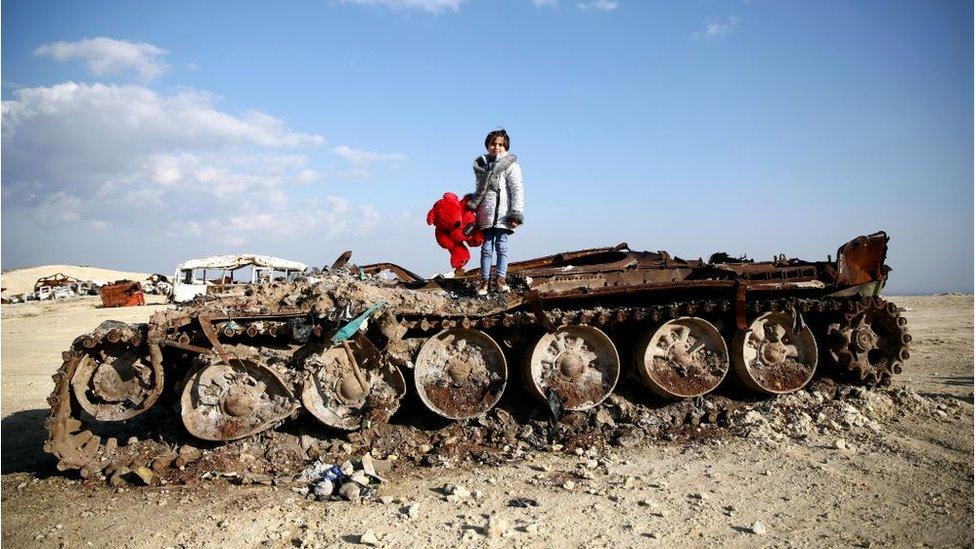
207,266,508,318
727,384,951,444
99,381,953,491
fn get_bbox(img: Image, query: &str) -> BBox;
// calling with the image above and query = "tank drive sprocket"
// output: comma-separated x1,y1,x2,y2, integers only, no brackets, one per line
826,296,910,386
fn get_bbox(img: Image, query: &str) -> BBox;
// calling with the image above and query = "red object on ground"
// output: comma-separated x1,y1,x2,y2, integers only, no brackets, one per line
98,281,145,308
427,192,484,270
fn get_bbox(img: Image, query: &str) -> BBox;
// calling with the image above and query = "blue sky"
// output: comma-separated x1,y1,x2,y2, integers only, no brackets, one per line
2,0,972,294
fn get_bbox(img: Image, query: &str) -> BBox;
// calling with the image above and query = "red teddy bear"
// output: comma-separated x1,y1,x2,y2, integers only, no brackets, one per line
427,192,484,270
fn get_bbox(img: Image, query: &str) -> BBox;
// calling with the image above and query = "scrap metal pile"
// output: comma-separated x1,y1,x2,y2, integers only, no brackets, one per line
44,232,911,483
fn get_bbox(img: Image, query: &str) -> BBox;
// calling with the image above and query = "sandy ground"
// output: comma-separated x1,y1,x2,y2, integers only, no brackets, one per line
1,294,972,548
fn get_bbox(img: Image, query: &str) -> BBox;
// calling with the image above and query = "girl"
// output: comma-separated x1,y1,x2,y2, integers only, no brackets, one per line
468,129,524,296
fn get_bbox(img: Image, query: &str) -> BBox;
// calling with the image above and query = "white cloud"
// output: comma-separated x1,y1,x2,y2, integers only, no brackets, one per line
694,16,740,39
126,188,166,208
332,145,408,166
533,0,558,7
577,0,616,11
30,192,84,225
34,37,170,81
138,151,316,204
341,0,461,13
1,79,391,264
1,82,324,197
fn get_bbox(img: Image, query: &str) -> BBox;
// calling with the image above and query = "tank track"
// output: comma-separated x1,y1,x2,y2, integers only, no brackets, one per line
43,295,910,481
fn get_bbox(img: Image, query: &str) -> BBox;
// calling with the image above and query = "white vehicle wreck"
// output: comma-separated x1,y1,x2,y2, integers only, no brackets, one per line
172,254,307,303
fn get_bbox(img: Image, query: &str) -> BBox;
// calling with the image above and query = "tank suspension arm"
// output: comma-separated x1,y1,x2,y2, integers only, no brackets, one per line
197,314,233,366
341,340,370,394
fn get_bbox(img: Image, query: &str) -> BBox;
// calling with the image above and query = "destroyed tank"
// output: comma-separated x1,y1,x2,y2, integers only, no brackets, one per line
45,232,911,479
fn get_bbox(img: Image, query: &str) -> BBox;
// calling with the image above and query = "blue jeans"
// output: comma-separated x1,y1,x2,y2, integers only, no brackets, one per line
480,228,510,280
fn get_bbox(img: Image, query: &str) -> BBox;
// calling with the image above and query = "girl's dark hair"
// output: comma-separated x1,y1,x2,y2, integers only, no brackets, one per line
484,128,510,150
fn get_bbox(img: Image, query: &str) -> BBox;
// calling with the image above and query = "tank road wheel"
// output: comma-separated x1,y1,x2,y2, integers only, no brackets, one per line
70,338,162,422
732,311,818,394
414,328,507,420
301,336,407,430
524,325,620,411
181,358,298,441
635,317,729,399
827,297,910,386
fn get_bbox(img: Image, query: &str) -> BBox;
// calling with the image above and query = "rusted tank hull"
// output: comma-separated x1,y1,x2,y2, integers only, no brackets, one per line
44,232,909,480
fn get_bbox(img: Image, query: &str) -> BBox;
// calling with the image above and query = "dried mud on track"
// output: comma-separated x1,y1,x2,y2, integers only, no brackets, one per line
2,295,973,548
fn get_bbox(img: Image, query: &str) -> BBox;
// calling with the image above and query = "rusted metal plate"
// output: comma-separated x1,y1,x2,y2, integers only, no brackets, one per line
835,232,889,286
98,281,145,307
356,262,426,284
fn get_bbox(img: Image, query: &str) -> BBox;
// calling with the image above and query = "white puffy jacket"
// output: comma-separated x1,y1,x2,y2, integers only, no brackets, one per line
467,150,524,231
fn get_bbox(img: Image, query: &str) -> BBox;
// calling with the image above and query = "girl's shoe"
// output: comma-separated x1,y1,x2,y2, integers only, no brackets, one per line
497,280,511,293
476,279,490,296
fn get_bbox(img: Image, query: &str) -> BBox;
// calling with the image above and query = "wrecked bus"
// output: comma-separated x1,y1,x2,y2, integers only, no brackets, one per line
172,254,307,303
